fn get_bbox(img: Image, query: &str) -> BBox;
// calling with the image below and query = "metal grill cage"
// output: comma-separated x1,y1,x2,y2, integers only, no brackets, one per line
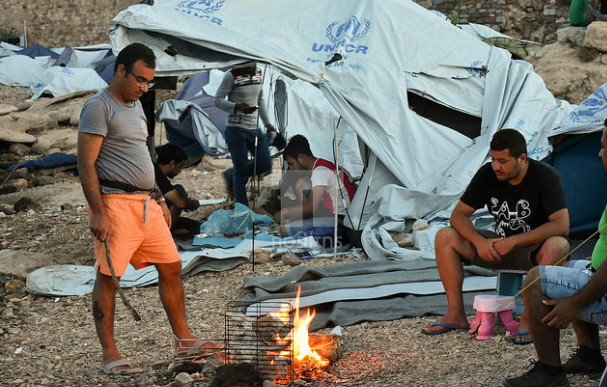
225,300,295,384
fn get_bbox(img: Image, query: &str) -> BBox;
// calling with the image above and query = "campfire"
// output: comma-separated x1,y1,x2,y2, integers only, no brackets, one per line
224,287,342,384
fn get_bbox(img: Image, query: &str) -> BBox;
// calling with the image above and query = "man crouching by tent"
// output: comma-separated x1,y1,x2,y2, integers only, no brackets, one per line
78,42,220,375
421,129,570,345
274,135,357,246
154,143,201,239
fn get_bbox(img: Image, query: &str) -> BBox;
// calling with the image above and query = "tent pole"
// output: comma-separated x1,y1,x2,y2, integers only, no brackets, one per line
333,119,339,259
23,21,27,48
250,62,269,271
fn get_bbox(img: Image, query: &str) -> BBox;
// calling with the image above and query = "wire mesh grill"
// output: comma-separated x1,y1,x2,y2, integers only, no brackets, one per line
225,300,295,384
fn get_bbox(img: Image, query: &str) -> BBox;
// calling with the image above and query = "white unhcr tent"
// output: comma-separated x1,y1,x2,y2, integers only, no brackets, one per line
109,0,607,260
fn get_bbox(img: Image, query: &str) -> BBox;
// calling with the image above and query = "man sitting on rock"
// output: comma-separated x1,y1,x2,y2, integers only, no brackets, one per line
421,129,570,345
154,143,201,238
274,135,357,242
504,121,607,387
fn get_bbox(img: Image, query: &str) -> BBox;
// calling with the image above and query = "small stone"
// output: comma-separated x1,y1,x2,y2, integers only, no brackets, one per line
263,380,280,387
10,178,28,190
250,248,272,263
35,358,51,370
202,353,221,374
32,176,55,187
174,372,193,385
31,138,54,155
8,143,30,157
13,197,36,212
5,279,26,291
502,352,516,362
2,308,14,318
412,219,429,231
43,147,62,157
281,252,301,266
392,233,414,248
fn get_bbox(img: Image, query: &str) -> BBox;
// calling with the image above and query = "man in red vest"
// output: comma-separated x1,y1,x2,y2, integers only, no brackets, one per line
274,135,357,238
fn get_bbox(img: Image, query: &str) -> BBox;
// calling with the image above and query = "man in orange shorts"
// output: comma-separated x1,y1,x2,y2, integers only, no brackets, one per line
78,43,218,375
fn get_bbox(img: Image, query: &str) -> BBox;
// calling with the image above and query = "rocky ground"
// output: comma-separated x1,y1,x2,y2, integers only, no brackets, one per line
1,23,607,386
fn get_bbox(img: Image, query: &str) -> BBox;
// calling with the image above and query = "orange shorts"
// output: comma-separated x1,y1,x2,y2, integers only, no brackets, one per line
88,193,181,277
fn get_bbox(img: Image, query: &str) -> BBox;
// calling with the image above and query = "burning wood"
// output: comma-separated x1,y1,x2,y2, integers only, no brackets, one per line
224,288,342,384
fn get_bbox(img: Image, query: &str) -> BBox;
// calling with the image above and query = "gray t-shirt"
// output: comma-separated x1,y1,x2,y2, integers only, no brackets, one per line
213,69,270,130
78,88,154,192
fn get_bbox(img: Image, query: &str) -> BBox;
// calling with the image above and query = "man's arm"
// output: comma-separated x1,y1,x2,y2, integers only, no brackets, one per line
213,72,255,114
541,259,607,329
163,189,200,211
450,200,502,261
77,132,110,242
493,208,569,256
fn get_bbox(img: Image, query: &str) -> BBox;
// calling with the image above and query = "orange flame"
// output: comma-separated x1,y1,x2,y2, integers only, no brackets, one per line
291,288,330,367
268,286,330,380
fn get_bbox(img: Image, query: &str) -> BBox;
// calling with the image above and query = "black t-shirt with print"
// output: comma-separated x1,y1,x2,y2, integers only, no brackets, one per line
460,159,567,238
154,164,174,195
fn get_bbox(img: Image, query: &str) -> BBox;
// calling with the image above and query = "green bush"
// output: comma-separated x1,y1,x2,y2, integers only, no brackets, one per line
0,29,20,45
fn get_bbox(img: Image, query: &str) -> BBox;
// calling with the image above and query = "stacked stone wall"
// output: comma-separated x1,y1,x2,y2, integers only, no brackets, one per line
415,0,572,43
0,0,573,47
1,0,136,48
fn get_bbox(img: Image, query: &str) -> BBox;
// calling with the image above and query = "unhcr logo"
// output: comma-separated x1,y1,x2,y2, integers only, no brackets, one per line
175,0,225,25
312,16,371,55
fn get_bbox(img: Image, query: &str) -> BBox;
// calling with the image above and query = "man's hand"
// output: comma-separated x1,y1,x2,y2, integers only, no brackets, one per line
475,238,502,262
235,103,258,114
265,124,277,133
493,236,517,256
90,213,111,242
160,200,172,228
541,297,581,329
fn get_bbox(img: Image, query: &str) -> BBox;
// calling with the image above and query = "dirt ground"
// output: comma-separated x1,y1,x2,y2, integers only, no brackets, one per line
0,63,606,387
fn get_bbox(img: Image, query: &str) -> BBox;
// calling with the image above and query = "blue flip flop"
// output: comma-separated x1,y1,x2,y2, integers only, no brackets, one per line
421,322,469,336
511,330,533,345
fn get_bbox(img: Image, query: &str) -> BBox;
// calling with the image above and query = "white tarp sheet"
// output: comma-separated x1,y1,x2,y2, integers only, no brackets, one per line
0,55,47,87
27,67,109,101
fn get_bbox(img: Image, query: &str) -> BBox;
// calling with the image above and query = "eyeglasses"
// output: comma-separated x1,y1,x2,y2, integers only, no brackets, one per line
126,70,155,89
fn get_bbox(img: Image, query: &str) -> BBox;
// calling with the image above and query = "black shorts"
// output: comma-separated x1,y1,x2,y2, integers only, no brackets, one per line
466,230,541,271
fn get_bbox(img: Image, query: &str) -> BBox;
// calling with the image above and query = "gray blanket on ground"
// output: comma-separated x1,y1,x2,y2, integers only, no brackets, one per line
239,259,496,331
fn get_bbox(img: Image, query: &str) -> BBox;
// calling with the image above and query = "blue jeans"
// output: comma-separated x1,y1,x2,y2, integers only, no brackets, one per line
224,126,272,206
540,260,607,324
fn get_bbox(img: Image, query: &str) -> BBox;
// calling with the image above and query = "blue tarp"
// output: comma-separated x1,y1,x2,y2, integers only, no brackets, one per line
6,153,77,172
545,131,607,237
16,44,60,59
155,72,228,156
